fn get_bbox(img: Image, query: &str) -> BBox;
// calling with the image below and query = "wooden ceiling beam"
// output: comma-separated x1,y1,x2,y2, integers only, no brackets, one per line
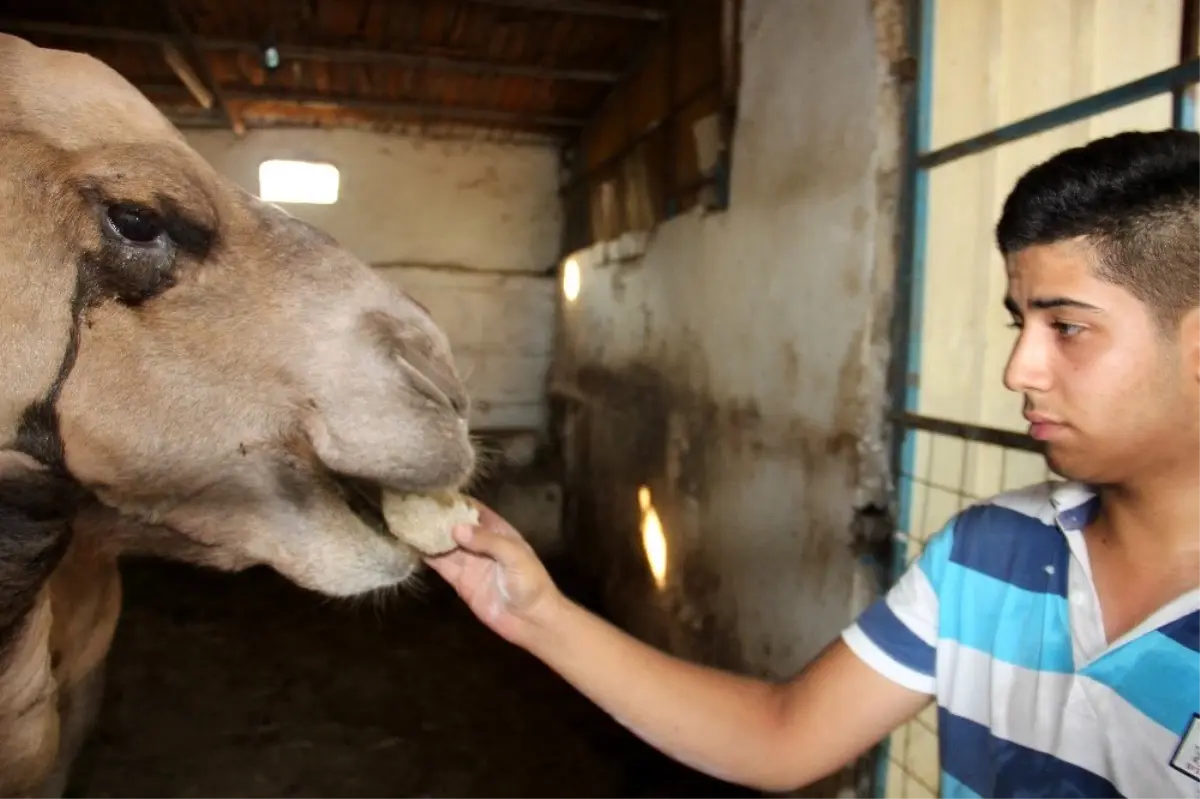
200,38,620,83
160,41,214,110
161,0,245,136
0,20,164,46
464,0,667,22
144,85,588,129
0,18,620,83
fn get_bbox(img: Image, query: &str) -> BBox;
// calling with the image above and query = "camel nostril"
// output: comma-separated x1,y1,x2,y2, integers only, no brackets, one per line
399,353,469,418
446,383,469,417
360,309,470,418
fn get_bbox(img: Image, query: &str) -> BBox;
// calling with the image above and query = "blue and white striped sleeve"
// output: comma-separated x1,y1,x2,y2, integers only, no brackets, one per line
840,517,955,695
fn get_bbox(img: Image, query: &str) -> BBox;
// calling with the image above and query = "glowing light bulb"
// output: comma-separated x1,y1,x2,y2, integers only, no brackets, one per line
638,487,668,589
562,257,580,302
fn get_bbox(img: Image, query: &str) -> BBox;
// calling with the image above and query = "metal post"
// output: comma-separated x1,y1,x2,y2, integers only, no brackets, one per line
921,59,1200,168
662,0,677,221
876,0,934,795
1173,0,1199,129
887,0,935,582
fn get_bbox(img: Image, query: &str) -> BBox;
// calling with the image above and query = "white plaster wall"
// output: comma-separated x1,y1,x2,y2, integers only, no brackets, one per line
557,0,904,679
186,127,562,431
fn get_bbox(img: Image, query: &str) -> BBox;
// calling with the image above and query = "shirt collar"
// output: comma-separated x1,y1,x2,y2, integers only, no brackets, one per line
1048,480,1100,533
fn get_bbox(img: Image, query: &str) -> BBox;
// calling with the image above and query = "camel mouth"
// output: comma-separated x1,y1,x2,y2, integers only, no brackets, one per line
331,473,390,538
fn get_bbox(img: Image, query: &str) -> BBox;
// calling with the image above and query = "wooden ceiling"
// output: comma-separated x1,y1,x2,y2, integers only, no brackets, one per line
0,0,671,140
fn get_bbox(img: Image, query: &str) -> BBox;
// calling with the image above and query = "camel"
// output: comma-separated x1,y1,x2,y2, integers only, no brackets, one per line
0,33,478,797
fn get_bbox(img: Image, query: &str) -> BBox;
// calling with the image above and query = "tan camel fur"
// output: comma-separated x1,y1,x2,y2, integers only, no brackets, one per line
0,33,478,796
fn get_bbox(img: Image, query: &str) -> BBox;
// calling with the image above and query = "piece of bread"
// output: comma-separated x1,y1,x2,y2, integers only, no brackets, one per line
381,489,479,556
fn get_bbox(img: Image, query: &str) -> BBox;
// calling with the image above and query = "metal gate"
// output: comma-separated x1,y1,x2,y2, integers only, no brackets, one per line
875,0,1199,795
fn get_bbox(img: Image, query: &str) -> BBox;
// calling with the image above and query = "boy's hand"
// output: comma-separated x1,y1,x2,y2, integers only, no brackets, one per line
423,501,563,647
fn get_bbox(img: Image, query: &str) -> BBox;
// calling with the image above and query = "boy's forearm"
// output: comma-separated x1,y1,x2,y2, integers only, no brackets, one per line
520,593,799,791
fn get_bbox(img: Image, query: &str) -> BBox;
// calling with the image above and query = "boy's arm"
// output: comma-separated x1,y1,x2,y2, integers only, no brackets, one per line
526,598,931,792
430,507,951,792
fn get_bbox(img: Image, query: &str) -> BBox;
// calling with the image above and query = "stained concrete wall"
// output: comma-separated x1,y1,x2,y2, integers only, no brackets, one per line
551,0,905,711
186,127,561,432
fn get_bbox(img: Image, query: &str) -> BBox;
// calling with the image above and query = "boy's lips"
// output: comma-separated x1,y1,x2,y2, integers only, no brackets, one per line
1024,411,1066,440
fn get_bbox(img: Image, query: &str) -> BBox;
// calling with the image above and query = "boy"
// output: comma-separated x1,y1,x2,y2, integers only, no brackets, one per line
427,129,1199,797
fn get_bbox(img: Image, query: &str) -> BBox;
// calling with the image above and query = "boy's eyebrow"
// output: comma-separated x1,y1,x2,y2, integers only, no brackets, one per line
1004,295,1102,314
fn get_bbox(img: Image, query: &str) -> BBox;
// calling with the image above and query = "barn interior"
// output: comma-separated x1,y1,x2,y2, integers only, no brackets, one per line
2,0,1195,796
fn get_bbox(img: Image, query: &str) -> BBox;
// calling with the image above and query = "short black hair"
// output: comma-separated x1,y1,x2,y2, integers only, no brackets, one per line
996,128,1199,331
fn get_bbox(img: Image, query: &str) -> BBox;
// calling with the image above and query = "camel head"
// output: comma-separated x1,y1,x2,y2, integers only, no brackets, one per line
0,33,477,597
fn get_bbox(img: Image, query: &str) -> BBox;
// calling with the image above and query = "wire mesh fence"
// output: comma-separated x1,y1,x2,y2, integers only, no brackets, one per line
882,423,1056,797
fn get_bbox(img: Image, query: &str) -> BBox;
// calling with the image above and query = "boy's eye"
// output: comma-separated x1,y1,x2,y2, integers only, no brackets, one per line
1053,321,1083,337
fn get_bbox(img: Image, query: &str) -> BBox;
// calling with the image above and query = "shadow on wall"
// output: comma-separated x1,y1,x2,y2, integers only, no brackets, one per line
549,361,883,669
549,364,878,796
547,360,888,798
549,364,724,662
465,428,566,557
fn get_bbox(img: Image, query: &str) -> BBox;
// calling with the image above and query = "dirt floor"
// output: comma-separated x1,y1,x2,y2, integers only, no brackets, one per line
66,555,762,798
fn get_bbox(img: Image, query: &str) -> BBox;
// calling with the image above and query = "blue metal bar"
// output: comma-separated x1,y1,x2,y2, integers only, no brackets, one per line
1173,0,1198,129
1174,92,1196,129
889,0,934,586
876,0,934,794
921,58,1200,169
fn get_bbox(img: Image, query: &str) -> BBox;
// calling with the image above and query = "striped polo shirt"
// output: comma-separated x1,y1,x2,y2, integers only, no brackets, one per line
842,480,1200,797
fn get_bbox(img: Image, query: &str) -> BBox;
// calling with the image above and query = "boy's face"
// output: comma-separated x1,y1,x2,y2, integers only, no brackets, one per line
1002,238,1199,484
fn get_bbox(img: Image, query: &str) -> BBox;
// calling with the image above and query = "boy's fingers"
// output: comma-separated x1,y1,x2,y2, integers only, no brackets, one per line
422,552,463,582
452,524,528,567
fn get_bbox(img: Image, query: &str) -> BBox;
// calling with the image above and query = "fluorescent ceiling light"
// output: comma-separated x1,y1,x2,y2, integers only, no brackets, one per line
258,159,340,205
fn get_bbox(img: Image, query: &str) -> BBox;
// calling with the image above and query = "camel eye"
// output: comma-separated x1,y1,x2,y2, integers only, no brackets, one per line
105,204,164,245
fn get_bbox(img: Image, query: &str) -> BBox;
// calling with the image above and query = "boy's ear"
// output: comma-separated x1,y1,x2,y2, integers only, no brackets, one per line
1181,307,1200,382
